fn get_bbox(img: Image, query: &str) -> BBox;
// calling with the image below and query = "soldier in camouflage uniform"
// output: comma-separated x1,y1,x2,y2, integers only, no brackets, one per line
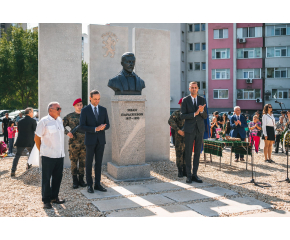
63,98,87,189
168,98,187,178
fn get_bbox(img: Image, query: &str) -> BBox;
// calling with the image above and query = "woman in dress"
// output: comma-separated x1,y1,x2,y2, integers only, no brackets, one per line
249,115,262,153
262,104,275,163
211,116,219,138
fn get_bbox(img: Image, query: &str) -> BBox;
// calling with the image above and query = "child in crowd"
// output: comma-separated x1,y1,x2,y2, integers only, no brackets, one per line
7,121,17,157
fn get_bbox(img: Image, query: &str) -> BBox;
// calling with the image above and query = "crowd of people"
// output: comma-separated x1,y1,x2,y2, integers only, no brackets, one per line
169,82,290,183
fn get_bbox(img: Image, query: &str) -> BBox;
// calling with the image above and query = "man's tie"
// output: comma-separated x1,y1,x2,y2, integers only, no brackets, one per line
193,98,197,111
94,107,98,121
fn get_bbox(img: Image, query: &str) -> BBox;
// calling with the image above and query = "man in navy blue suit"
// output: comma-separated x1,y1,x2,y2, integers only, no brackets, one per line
230,106,247,162
80,90,110,193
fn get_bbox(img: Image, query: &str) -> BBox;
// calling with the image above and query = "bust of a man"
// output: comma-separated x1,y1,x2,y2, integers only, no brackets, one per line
108,52,145,95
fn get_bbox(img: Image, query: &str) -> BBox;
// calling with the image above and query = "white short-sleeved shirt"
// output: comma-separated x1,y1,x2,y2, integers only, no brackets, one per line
35,114,65,158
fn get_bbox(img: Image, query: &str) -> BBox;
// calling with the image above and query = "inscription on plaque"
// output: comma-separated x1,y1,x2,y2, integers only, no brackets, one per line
121,109,143,120
102,32,118,58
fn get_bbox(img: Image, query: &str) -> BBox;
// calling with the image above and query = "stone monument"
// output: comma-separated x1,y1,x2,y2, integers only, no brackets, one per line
38,23,82,167
106,52,152,181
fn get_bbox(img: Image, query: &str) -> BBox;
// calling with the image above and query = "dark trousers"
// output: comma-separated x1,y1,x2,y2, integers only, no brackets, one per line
235,133,245,159
85,140,105,187
11,146,32,171
3,130,8,144
41,156,64,203
184,128,204,177
275,134,282,152
8,138,14,154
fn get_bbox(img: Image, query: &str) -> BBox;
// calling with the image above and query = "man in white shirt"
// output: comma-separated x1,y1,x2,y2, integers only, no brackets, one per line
34,102,65,209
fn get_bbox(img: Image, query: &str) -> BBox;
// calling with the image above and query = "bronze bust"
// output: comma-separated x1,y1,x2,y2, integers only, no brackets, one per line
108,52,145,95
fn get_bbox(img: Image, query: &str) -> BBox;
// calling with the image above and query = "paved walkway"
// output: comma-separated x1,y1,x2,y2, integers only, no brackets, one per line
80,179,274,217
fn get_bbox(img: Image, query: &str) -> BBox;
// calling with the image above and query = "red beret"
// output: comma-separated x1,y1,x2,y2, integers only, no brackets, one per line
73,98,82,106
178,98,183,104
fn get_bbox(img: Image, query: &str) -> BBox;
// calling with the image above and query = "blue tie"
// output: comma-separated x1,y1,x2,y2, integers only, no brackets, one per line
94,107,98,121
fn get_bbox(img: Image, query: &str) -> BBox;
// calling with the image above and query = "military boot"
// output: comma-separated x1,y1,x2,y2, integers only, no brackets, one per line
178,168,183,178
182,165,187,177
78,174,87,187
72,175,79,189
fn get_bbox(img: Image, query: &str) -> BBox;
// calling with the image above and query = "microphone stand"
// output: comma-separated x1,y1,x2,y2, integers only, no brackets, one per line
239,131,271,188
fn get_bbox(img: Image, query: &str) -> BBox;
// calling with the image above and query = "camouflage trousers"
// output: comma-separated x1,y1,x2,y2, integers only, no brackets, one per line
174,134,186,168
69,142,86,175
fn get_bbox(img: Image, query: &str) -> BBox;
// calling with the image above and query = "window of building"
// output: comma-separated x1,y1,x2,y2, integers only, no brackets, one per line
194,24,200,32
212,69,230,79
237,27,262,38
237,48,262,59
182,31,184,42
181,51,184,62
202,82,206,89
237,89,261,100
202,62,206,70
214,29,228,39
272,89,290,99
195,62,200,70
201,23,205,31
181,71,185,81
188,63,193,70
212,48,230,59
202,43,206,51
237,69,261,79
267,68,290,78
188,24,193,32
266,24,290,36
213,89,229,99
196,81,201,88
189,43,193,51
195,43,200,51
266,46,290,57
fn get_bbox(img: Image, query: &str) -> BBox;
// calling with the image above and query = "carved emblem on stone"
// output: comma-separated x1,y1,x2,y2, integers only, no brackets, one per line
102,32,118,58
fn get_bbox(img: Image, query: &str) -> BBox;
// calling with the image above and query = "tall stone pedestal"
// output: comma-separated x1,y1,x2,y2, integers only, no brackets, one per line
106,95,153,181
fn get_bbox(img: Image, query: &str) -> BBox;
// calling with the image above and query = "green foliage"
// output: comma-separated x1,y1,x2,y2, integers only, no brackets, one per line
0,26,38,110
82,60,88,106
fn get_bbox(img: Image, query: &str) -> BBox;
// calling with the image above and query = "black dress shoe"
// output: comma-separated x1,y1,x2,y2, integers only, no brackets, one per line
43,202,52,209
11,171,15,177
192,175,203,183
87,186,94,193
186,177,192,183
94,185,107,192
51,198,65,204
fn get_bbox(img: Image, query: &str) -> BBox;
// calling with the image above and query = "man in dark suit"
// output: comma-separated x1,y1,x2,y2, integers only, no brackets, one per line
108,52,145,95
181,82,207,183
230,106,247,162
80,90,110,193
11,108,37,176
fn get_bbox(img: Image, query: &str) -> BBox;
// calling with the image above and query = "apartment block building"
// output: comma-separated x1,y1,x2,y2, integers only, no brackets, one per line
264,23,290,111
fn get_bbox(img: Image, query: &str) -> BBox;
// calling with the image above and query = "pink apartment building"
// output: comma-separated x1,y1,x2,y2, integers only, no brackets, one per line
207,23,264,113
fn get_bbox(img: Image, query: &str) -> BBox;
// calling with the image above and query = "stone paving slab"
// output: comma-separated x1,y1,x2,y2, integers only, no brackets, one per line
162,187,238,202
187,197,272,217
80,184,155,199
145,181,212,192
92,194,175,212
236,211,290,217
107,205,204,217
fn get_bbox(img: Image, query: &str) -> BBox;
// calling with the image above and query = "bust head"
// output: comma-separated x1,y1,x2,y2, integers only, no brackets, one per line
121,52,135,73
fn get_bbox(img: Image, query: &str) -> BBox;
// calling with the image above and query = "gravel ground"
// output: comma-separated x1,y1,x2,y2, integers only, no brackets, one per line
0,146,289,217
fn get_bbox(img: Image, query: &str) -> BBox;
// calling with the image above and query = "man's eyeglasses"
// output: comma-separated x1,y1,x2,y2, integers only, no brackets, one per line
50,107,62,111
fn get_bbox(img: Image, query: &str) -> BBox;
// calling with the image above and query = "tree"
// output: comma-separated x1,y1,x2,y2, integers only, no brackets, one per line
0,26,38,110
82,60,88,106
